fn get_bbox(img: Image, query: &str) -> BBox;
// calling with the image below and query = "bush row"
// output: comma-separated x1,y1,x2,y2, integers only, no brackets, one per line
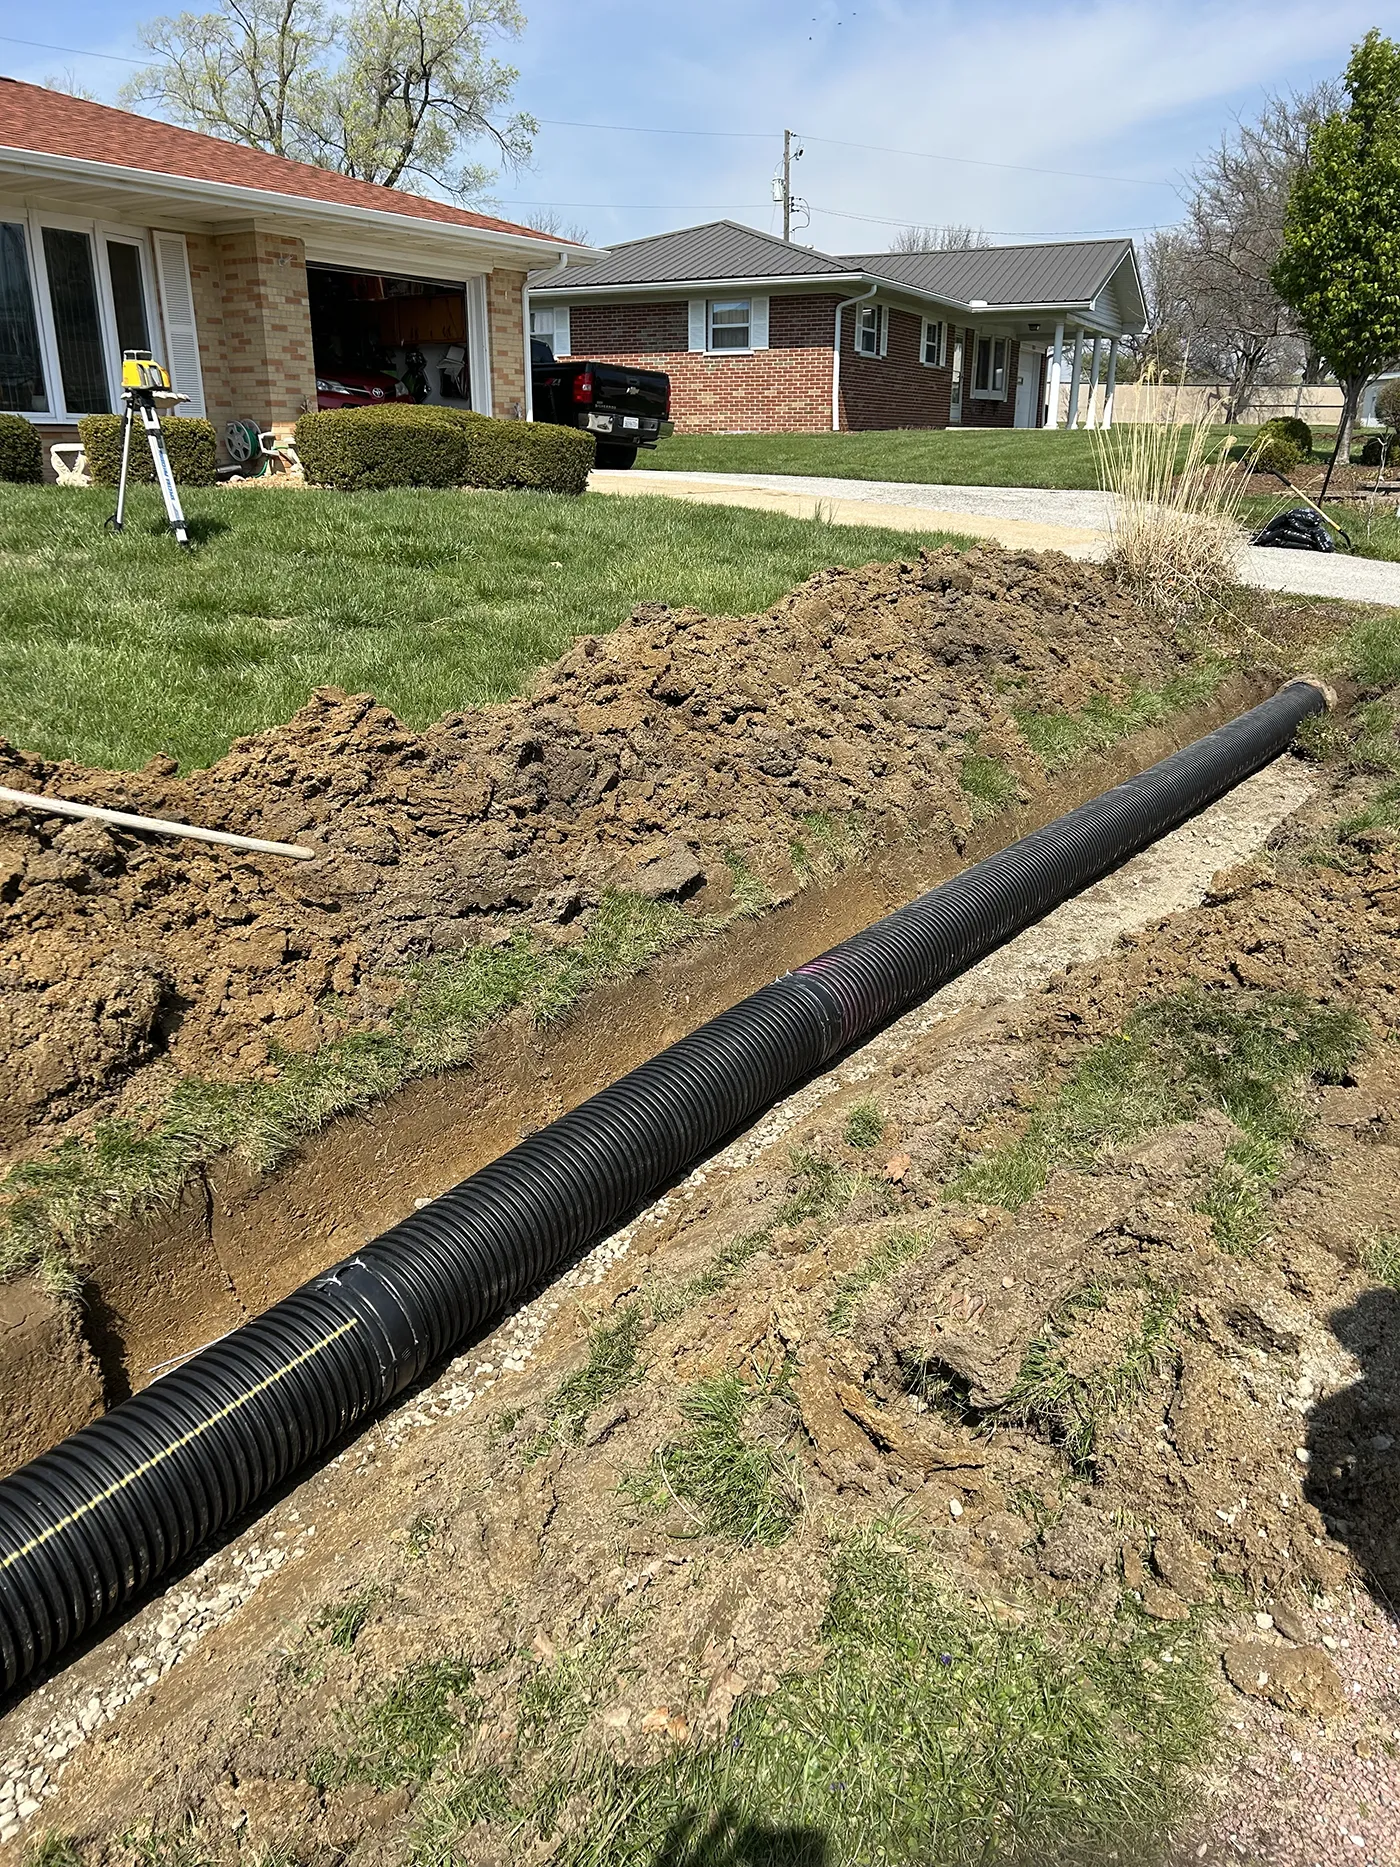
77,413,218,486
0,413,42,482
293,404,594,495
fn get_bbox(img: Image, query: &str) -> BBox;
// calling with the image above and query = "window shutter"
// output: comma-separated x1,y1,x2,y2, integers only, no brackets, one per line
688,299,707,351
553,305,571,357
878,306,889,358
750,295,769,350
151,231,205,416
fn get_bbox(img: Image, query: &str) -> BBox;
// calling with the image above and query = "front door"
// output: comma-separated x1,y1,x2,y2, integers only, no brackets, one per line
1014,347,1041,427
949,337,963,425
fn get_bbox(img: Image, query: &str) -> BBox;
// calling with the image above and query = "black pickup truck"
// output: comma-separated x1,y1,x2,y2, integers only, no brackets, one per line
531,338,670,469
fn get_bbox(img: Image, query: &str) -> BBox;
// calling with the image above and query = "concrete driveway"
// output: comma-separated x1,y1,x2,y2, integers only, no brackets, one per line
592,467,1400,607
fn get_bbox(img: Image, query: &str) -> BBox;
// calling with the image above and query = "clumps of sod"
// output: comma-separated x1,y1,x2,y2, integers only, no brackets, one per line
411,1522,1217,1866
311,1655,479,1792
0,891,699,1296
948,986,1367,1255
1006,1281,1180,1473
624,1371,804,1546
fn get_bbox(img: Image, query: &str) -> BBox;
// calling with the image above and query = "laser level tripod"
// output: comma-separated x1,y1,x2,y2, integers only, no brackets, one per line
106,350,192,549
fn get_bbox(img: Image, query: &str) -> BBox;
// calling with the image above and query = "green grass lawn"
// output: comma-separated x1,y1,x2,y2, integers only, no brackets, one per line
648,424,1260,490
0,484,972,772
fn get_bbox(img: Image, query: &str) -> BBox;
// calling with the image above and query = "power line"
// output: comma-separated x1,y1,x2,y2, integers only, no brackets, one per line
535,117,1177,189
0,34,142,64
807,202,1171,236
0,35,1179,192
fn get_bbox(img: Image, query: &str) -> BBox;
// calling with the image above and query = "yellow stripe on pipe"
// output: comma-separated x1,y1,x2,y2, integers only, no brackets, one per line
0,1319,361,1572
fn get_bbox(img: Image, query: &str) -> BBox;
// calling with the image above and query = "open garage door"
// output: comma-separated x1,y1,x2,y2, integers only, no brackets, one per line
306,263,490,414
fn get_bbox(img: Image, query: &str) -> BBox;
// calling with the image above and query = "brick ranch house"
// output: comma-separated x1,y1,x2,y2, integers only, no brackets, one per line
529,221,1146,434
0,77,585,472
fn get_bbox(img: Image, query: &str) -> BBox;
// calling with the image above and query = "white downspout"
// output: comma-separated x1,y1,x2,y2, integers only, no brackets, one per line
524,252,570,422
832,283,877,431
1102,337,1121,430
1045,320,1065,428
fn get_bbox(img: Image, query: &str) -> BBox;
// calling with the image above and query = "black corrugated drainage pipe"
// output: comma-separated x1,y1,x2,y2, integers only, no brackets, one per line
0,680,1329,1691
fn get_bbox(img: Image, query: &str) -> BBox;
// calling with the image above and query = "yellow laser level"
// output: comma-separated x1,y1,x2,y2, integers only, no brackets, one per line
106,349,192,549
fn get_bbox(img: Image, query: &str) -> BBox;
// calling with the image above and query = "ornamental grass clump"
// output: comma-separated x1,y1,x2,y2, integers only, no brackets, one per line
1094,390,1252,618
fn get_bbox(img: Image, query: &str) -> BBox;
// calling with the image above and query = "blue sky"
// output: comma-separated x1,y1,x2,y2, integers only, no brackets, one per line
0,0,1385,253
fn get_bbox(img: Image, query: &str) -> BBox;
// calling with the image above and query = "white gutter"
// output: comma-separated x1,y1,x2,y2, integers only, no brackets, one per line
0,143,600,267
832,282,877,432
524,252,569,421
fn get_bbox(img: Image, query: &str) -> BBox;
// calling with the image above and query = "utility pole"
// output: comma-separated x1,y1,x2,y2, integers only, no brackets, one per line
774,130,804,240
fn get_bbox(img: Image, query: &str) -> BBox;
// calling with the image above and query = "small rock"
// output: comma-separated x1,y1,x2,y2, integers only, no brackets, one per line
1222,1641,1344,1718
948,1498,963,1519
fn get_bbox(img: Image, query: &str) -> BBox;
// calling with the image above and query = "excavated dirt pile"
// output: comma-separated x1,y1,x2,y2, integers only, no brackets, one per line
0,547,1180,1157
16,723,1400,1865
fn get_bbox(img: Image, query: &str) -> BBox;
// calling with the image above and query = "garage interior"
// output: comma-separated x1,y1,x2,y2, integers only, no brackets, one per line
306,263,478,407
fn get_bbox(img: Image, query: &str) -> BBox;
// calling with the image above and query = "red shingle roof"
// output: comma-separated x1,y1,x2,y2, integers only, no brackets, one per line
0,77,565,244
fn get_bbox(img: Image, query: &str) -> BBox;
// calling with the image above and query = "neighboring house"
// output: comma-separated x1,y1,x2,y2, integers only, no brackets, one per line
529,221,1146,435
0,78,583,470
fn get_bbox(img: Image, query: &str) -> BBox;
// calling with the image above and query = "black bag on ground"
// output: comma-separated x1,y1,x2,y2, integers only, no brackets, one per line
1252,507,1336,552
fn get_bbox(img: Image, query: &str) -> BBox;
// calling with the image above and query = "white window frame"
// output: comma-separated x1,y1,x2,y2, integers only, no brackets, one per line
707,296,752,352
530,302,571,357
971,334,1010,400
920,317,946,368
854,302,888,358
98,227,160,377
0,205,168,421
0,206,56,419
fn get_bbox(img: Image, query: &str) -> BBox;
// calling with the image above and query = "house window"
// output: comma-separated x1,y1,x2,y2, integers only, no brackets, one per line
530,303,570,356
105,240,150,355
854,303,887,357
708,298,751,350
42,227,111,414
0,222,48,413
921,318,945,367
972,335,1008,398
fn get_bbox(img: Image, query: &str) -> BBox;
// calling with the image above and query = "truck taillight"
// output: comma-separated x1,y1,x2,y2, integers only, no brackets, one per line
572,369,595,407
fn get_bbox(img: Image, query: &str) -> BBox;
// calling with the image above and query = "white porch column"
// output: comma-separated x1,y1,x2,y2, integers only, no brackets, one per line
1066,327,1085,429
1101,336,1121,429
1045,319,1065,428
1082,335,1103,429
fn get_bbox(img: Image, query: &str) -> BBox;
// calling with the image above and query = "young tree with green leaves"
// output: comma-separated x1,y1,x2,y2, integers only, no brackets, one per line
122,0,534,201
1272,30,1400,493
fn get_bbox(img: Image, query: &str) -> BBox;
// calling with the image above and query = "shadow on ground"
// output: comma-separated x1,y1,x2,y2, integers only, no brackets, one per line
1306,1285,1400,1613
650,1807,828,1866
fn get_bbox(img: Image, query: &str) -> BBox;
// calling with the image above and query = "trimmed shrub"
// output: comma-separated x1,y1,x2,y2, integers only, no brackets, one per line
1252,433,1304,475
1256,415,1313,459
1375,380,1400,430
1359,434,1394,466
294,404,472,492
294,404,595,496
0,412,42,483
79,413,218,486
456,412,595,495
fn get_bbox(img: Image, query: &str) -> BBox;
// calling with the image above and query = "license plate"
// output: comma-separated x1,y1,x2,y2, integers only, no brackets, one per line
622,415,640,429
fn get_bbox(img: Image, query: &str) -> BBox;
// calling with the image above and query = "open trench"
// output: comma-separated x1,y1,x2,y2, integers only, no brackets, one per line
1,674,1279,1469
0,722,1322,1850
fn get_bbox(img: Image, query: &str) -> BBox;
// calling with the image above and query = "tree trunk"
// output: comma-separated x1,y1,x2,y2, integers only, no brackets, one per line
1320,377,1364,501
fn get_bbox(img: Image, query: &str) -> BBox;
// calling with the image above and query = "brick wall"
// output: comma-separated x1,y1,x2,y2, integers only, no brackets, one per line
486,267,528,418
837,303,951,430
185,231,232,441
211,228,318,445
561,291,976,433
567,293,836,433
